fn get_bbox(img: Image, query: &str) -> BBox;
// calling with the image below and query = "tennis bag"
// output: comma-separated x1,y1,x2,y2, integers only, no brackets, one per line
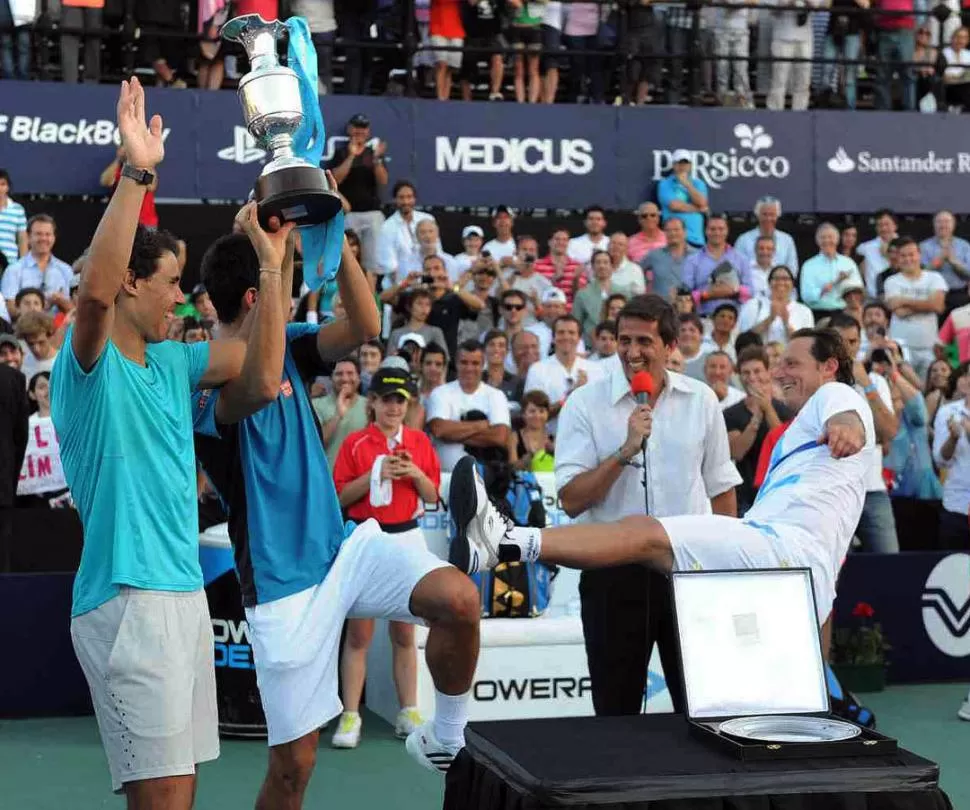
826,663,877,729
469,469,558,618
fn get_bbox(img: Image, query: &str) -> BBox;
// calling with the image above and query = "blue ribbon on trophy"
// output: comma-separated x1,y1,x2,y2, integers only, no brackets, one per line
222,14,344,294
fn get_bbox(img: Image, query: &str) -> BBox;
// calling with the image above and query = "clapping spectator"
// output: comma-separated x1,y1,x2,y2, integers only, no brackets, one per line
932,362,970,548
921,210,970,315
800,222,864,320
314,357,369,467
738,265,814,344
508,389,555,472
724,346,791,514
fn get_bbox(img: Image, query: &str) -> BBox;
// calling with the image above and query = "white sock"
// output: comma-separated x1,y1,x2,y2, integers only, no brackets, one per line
433,689,469,748
501,526,543,563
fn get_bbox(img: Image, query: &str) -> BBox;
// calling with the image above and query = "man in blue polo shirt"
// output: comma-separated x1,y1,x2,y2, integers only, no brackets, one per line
657,149,709,248
50,78,279,808
193,221,481,807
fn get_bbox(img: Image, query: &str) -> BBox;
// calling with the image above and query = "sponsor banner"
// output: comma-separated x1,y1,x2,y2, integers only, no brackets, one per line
3,81,953,213
813,111,970,214
836,551,970,683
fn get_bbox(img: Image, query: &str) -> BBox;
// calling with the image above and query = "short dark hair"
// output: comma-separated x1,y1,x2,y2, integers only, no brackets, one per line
875,208,896,224
521,389,551,411
335,355,361,373
790,327,855,386
594,320,617,338
182,316,204,336
894,236,918,252
15,287,44,306
826,311,862,334
584,205,606,218
421,342,448,364
27,213,55,234
768,265,795,283
734,330,763,354
457,339,484,357
0,169,9,185
200,232,259,324
482,328,507,348
737,345,769,371
501,289,527,307
615,294,678,345
392,179,416,197
704,350,733,368
678,312,704,334
863,300,891,321
712,303,738,320
516,234,538,248
130,225,181,282
552,314,582,335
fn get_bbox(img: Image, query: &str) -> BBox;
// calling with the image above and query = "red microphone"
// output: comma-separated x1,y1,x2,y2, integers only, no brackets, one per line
630,371,655,406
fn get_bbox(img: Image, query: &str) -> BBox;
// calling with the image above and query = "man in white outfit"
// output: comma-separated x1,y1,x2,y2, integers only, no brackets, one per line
449,326,874,629
768,0,823,111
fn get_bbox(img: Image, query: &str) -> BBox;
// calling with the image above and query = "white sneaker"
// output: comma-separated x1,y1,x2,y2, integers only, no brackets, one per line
395,706,423,739
448,456,508,574
958,696,970,721
331,712,362,748
405,722,462,774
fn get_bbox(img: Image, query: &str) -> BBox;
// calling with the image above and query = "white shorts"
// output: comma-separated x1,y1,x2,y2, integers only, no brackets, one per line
659,515,834,624
70,588,219,793
244,520,448,747
430,35,463,69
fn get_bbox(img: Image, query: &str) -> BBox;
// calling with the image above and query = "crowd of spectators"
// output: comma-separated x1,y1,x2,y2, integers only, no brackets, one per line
4,129,970,556
3,0,970,109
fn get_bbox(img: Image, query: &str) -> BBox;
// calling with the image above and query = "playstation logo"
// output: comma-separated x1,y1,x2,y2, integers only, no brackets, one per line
218,126,266,165
922,553,970,657
827,147,855,174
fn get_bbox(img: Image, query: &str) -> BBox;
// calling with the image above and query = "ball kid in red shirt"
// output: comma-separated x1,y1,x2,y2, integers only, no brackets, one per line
330,366,442,747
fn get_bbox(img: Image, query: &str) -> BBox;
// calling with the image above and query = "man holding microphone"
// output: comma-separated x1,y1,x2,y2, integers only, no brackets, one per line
554,294,741,716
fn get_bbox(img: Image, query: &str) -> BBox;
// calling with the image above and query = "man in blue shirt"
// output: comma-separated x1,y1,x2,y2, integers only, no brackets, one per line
192,215,481,806
656,149,709,248
50,78,275,808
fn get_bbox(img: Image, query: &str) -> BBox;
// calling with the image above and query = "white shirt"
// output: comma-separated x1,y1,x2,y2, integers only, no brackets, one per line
376,210,435,280
883,270,948,351
734,228,800,271
566,233,610,265
933,399,970,515
555,365,741,524
857,236,895,298
524,353,605,432
526,321,588,360
611,259,647,296
483,237,517,264
738,298,815,345
854,373,892,492
746,382,875,604
426,380,511,472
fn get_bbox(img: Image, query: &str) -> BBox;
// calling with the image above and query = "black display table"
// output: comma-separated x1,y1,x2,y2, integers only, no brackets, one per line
444,715,952,810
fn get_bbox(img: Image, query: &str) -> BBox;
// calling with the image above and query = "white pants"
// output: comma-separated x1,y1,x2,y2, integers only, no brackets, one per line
245,519,448,746
768,37,813,110
716,27,751,100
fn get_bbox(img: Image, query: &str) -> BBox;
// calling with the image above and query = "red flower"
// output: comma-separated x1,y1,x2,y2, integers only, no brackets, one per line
852,602,875,619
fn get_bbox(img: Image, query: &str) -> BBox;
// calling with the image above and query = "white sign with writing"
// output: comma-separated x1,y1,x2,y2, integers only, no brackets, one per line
18,416,66,497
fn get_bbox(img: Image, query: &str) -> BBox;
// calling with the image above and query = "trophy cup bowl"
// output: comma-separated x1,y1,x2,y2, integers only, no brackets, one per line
221,14,342,229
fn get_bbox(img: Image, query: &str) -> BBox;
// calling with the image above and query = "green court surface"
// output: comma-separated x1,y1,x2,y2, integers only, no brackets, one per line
1,684,967,809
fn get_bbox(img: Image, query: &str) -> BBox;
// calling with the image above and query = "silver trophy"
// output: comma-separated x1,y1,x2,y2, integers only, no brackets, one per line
221,13,342,227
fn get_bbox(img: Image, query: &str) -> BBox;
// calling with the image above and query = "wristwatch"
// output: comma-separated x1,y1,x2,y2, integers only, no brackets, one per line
121,164,155,186
613,449,637,467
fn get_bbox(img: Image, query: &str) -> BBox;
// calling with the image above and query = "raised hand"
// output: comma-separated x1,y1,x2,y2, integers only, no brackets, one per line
117,77,164,170
234,201,296,269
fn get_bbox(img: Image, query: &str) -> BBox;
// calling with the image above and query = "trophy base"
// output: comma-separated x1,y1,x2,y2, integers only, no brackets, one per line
255,166,343,229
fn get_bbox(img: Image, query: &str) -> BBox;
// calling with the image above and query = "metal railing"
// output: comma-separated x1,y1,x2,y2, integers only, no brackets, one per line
0,0,963,107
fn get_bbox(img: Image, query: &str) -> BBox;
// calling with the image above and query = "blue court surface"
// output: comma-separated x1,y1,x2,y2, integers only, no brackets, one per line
1,684,967,809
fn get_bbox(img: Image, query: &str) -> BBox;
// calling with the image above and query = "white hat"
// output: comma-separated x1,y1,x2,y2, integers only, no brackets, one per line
671,148,692,164
462,225,484,240
541,288,568,305
397,331,427,349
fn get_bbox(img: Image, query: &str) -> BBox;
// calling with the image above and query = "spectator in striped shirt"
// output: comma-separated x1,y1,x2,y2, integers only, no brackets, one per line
535,227,584,306
0,169,27,268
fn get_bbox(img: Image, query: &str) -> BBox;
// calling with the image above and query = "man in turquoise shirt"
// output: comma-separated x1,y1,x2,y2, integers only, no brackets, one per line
657,149,710,248
50,78,288,808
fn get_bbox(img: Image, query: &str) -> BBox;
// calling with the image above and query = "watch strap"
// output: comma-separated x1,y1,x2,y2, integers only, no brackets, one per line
121,164,155,186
